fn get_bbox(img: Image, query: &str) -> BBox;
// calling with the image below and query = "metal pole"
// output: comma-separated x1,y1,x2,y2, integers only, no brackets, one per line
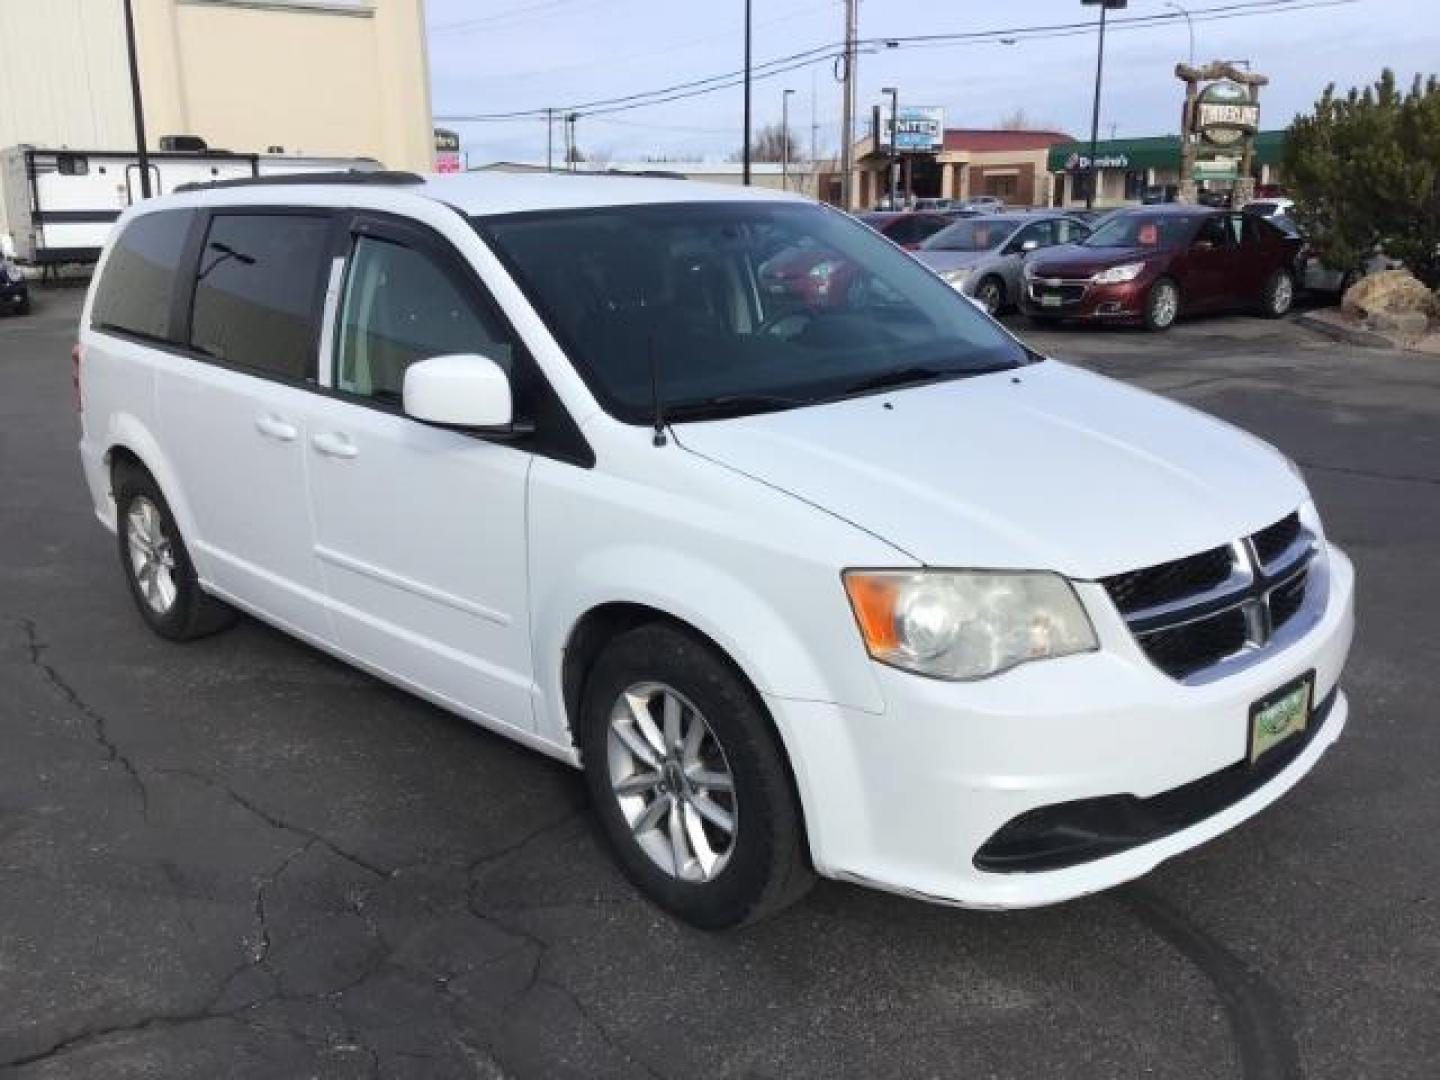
1167,1,1195,66
781,89,794,191
838,0,858,209
885,87,899,209
742,0,752,185
546,108,554,172
1086,4,1109,210
121,0,151,198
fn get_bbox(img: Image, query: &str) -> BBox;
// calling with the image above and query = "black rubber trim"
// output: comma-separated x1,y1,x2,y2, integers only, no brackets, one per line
974,684,1338,874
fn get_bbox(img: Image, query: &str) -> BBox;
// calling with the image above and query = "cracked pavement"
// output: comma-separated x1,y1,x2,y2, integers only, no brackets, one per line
1,288,1437,1078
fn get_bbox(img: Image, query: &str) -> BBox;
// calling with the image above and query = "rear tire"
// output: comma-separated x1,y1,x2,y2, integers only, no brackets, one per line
1143,277,1180,332
114,465,238,641
1260,269,1295,318
579,623,813,929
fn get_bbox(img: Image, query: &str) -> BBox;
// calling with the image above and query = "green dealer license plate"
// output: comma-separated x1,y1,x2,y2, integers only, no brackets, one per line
1249,673,1314,763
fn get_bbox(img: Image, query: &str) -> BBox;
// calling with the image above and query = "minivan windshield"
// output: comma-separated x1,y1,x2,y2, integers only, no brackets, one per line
1083,213,1198,249
920,217,1011,252
476,202,1027,422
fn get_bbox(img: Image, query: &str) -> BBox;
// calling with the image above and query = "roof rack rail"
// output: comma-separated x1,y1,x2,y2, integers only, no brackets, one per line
174,170,425,193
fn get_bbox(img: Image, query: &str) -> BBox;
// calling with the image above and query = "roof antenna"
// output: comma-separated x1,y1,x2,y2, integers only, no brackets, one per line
649,333,668,447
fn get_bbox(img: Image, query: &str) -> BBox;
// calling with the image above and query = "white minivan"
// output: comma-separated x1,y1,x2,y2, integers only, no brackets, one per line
77,171,1354,928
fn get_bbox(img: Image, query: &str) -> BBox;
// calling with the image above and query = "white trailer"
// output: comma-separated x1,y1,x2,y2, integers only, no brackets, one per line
0,146,379,265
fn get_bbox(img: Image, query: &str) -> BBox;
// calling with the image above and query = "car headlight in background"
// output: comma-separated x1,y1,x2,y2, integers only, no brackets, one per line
843,570,1098,680
939,267,972,288
1092,262,1146,284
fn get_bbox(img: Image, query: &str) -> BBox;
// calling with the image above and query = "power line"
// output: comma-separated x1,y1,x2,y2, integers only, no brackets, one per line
433,0,1355,123
430,0,590,33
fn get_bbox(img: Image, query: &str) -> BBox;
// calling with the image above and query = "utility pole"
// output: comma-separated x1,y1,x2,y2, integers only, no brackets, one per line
1166,1,1194,66
546,107,554,172
838,0,858,210
121,0,151,198
1082,0,1127,210
566,113,578,171
882,86,899,209
810,67,819,181
742,0,753,185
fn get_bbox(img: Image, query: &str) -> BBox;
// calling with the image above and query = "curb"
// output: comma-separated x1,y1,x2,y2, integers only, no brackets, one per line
1291,312,1393,349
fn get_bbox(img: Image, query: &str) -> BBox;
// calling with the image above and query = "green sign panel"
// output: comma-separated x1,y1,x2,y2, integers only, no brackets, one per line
1193,159,1239,180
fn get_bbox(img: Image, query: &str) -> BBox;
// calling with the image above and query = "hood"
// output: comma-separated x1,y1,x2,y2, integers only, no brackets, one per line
1028,244,1161,277
912,250,987,273
672,361,1305,579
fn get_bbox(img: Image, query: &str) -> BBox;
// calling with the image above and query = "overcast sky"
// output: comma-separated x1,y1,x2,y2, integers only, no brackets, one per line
425,0,1438,165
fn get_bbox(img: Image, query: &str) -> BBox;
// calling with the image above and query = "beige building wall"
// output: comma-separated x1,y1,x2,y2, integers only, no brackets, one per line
0,0,433,171
134,0,433,170
0,0,136,150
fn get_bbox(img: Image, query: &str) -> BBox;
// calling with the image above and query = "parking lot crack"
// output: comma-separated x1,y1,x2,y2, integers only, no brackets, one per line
18,618,150,816
156,767,392,880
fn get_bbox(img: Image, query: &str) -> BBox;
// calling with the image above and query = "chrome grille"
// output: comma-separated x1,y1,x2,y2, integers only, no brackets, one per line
1103,513,1318,681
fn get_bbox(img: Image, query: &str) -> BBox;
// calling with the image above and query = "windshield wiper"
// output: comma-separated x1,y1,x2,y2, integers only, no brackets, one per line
665,393,810,421
837,362,1016,399
836,366,951,397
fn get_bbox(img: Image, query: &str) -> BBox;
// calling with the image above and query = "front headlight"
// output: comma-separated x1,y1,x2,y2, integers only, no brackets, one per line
939,267,972,286
843,570,1098,680
1092,261,1146,284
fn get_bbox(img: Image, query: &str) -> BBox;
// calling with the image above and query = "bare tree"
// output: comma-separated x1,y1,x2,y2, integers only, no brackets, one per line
997,108,1058,131
732,122,802,163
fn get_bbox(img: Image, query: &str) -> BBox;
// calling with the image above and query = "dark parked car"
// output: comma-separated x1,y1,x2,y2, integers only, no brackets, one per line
1,259,29,316
1020,206,1303,331
855,211,954,250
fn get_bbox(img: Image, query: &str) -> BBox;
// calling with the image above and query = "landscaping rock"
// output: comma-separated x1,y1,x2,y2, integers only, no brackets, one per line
1341,269,1436,319
1369,309,1430,337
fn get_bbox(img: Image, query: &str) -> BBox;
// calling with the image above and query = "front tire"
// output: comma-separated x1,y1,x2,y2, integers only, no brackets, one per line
114,466,237,641
580,623,813,929
1261,269,1295,318
1144,277,1180,332
975,276,1005,316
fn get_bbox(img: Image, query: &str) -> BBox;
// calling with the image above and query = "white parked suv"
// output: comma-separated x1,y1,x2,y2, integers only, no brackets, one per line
77,171,1354,928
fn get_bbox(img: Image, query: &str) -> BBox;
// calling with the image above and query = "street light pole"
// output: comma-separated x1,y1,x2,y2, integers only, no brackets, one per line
1082,0,1126,210
121,0,151,199
781,88,795,191
1166,1,1194,66
546,107,554,172
742,0,753,185
882,86,899,209
838,0,858,209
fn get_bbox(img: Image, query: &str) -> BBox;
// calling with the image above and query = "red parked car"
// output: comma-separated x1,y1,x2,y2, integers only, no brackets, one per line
1020,206,1303,331
855,211,954,250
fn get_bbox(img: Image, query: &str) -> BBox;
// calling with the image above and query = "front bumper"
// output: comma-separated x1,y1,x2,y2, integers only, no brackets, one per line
769,543,1354,909
1020,275,1148,321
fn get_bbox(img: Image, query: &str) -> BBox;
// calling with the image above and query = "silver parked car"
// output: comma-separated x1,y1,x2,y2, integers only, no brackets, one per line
913,212,1092,314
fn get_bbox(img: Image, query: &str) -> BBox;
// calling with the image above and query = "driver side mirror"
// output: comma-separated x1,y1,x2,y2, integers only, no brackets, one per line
403,353,515,430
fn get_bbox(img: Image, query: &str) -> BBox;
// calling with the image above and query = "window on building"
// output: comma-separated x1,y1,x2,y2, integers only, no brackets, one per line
91,210,196,342
983,174,1019,200
335,236,514,404
189,214,332,379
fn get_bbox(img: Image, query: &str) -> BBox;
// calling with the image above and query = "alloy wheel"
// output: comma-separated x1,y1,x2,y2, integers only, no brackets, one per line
606,681,738,882
1271,273,1294,314
978,280,1002,315
125,496,178,615
1151,282,1178,328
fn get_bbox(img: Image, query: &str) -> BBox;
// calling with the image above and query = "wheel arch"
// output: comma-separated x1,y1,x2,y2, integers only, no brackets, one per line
101,416,205,566
560,599,816,868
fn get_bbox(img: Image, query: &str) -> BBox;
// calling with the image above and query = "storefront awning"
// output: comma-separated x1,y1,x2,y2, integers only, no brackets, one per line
1047,130,1287,172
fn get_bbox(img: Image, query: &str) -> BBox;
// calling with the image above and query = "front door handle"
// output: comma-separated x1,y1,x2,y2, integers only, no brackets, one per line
311,431,359,459
254,414,298,442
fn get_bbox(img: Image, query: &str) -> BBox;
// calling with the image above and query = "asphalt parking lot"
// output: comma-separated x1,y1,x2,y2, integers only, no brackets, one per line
2,285,1437,1079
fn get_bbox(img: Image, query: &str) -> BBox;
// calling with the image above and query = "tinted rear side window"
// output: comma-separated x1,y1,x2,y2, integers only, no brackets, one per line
189,213,331,380
92,210,195,342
